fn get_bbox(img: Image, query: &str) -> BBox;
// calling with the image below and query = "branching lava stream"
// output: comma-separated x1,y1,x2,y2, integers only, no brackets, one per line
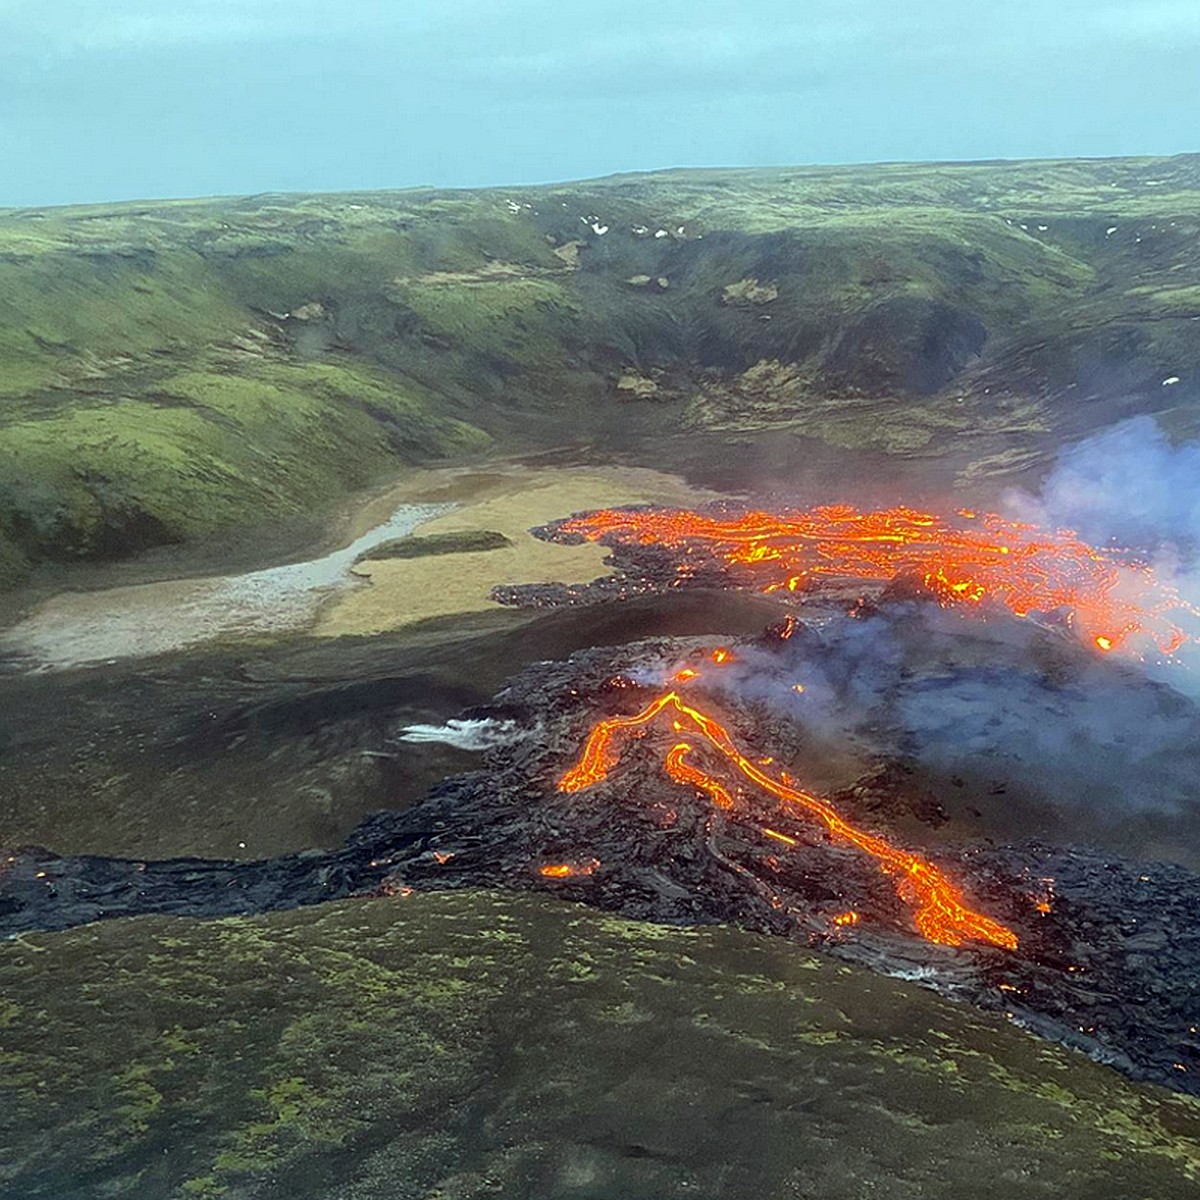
559,689,1018,951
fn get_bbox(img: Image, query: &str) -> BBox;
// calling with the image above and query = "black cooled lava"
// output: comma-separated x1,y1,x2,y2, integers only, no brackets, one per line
3,627,1200,1101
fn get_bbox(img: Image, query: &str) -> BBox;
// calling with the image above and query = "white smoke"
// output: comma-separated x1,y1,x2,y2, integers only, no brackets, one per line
676,599,1200,827
1005,415,1200,553
1005,415,1200,678
399,718,526,751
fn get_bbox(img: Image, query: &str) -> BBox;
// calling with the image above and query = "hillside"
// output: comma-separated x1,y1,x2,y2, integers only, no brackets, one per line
1,153,1198,589
3,891,1198,1199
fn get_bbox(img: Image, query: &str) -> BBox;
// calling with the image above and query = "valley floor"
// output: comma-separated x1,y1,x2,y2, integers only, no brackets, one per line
0,459,716,671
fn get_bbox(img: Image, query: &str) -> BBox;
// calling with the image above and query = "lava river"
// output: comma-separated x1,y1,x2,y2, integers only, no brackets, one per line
557,677,1017,951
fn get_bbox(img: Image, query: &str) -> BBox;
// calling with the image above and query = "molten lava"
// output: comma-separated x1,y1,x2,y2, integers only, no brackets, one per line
558,690,1017,951
559,504,1194,655
539,859,600,879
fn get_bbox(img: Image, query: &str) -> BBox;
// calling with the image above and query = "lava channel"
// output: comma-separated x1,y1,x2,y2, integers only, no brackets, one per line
558,504,1195,656
558,689,1018,951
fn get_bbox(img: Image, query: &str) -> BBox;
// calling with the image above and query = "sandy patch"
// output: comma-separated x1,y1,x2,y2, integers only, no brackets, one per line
314,464,717,636
1,502,445,671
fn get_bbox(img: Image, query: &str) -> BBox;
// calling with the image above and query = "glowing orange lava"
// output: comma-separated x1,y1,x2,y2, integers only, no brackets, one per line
560,505,1195,655
664,741,734,808
539,859,600,879
558,691,1017,950
762,827,798,846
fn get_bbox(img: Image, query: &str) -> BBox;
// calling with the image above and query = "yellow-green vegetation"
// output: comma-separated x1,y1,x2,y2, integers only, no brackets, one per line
1,154,1198,586
388,276,581,370
0,892,1198,1199
0,361,485,567
318,463,710,636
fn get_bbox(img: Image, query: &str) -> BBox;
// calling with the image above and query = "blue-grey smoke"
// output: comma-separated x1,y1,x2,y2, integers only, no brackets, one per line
1005,415,1200,554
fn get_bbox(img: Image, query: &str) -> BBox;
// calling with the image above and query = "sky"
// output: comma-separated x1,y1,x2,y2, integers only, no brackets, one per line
0,0,1197,207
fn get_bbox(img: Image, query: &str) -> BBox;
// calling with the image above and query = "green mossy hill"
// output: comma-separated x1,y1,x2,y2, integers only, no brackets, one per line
356,529,511,562
0,362,486,580
2,153,1199,585
1,891,1198,1199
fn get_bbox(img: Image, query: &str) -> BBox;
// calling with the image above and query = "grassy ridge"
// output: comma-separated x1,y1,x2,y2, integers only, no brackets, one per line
2,891,1198,1198
0,234,494,585
1,154,1198,585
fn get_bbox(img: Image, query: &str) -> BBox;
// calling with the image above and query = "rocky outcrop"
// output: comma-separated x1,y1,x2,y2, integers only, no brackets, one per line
721,277,778,306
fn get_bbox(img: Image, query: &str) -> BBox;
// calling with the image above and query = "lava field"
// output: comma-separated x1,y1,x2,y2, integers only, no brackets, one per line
6,502,1200,1102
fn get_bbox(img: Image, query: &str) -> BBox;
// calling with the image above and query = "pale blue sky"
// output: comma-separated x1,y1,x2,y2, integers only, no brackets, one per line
1,0,1197,206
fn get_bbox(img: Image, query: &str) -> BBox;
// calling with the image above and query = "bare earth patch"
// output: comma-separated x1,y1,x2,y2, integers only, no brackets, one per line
315,463,719,636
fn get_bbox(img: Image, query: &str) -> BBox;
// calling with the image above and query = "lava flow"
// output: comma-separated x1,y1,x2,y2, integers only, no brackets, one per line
558,689,1018,951
558,504,1194,655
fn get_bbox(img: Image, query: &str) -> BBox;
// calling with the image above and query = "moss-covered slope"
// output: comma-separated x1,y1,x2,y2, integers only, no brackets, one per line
1,891,1198,1199
2,153,1199,587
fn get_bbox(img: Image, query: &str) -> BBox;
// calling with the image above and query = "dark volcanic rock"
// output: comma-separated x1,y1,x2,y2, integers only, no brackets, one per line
4,634,1200,1101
